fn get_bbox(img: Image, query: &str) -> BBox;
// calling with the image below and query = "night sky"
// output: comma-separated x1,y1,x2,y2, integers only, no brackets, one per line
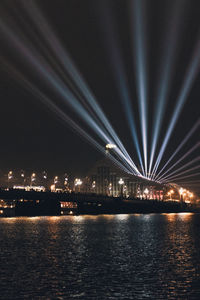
0,0,199,190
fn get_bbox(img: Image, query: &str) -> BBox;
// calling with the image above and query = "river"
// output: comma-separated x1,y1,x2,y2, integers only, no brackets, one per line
0,213,200,299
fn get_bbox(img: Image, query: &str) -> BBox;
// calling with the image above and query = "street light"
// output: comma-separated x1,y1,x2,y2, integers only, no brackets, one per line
91,180,96,193
108,182,112,196
124,185,127,197
179,187,184,201
7,170,13,188
144,188,149,199
118,178,124,197
64,174,68,186
50,184,56,192
8,170,13,180
74,178,82,192
63,174,68,191
41,171,47,188
183,192,186,201
31,173,36,186
54,176,58,184
43,171,47,180
20,170,25,185
189,192,194,203
167,189,174,200
118,178,124,185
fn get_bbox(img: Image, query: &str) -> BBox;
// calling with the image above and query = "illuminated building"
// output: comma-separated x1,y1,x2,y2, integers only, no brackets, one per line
84,156,162,198
81,145,165,198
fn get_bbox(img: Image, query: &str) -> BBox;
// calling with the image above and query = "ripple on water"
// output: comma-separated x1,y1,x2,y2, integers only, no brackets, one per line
0,213,200,299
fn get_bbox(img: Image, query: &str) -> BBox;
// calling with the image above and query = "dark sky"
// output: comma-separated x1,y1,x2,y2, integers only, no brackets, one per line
0,0,199,189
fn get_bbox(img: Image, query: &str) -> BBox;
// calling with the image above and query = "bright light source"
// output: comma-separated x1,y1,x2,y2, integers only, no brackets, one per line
118,178,124,185
74,178,82,186
179,187,184,195
50,184,56,192
106,143,116,149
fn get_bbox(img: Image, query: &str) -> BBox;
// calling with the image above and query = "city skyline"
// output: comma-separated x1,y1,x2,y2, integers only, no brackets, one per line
0,0,199,194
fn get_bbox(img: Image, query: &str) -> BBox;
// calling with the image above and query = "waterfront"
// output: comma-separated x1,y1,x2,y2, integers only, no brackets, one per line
0,213,200,299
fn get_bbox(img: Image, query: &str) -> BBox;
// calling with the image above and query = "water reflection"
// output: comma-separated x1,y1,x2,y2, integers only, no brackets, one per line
165,213,177,222
74,215,85,223
115,214,129,220
0,214,200,299
177,212,194,221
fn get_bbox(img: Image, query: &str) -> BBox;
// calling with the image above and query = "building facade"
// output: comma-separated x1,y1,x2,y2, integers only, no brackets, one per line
83,156,164,199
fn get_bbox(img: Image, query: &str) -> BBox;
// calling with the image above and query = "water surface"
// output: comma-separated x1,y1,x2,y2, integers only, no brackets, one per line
0,213,200,299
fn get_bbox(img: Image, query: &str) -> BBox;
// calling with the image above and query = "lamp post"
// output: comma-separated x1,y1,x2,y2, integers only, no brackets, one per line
179,187,184,202
167,189,174,200
30,173,36,187
108,182,112,196
183,192,186,202
20,170,25,186
8,170,13,188
50,184,56,192
189,192,194,203
63,174,68,191
74,178,82,193
54,176,58,191
54,176,58,184
144,188,149,200
64,173,68,188
118,178,124,197
42,171,47,188
92,180,96,193
43,171,47,180
124,185,127,198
